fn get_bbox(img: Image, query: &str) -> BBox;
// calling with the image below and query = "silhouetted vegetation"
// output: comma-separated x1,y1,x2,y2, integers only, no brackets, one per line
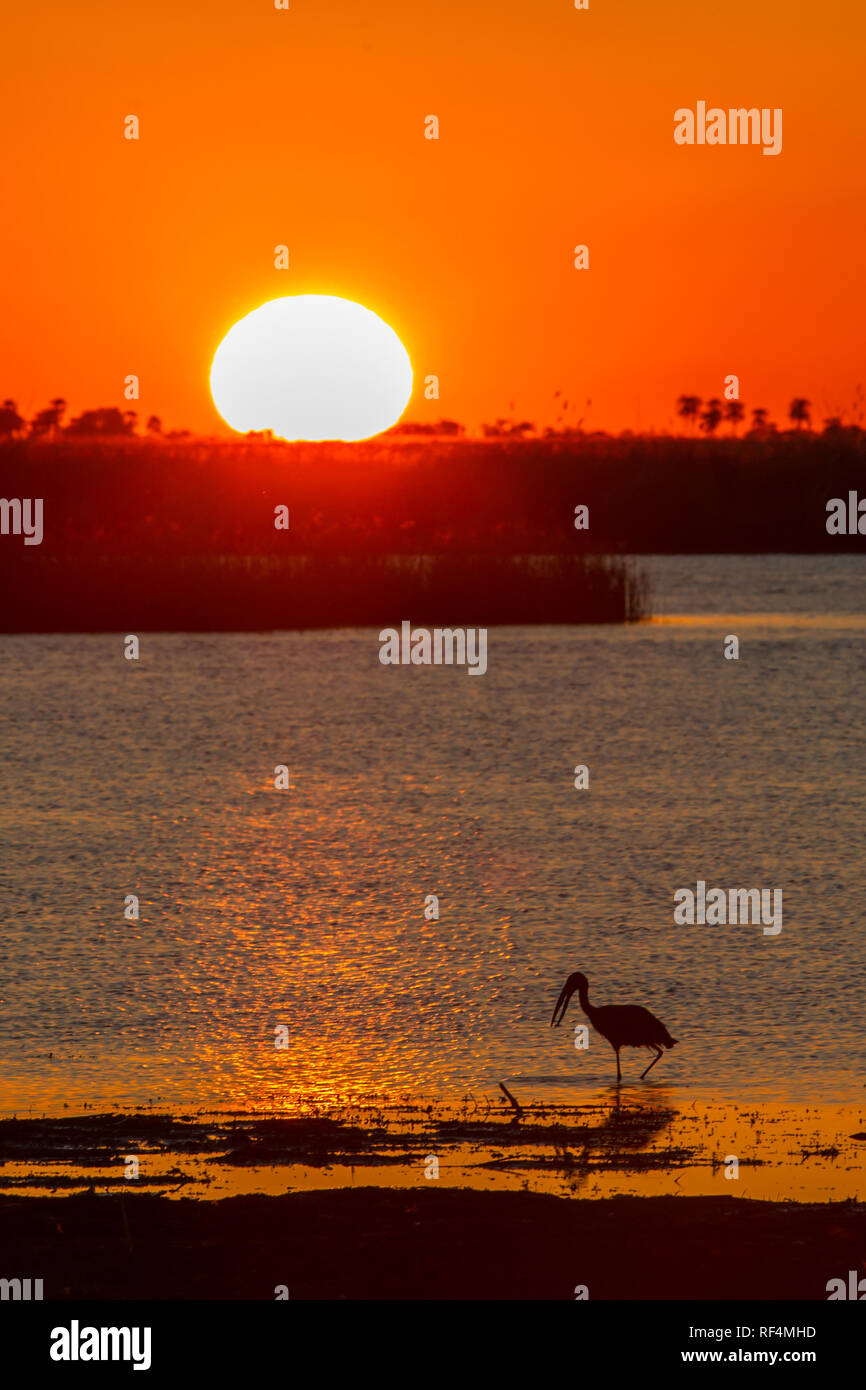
64,407,138,438
2,425,863,556
2,399,864,629
0,399,25,438
3,552,646,631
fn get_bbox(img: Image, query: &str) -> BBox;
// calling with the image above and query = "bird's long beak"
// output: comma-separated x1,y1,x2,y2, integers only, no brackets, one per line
550,979,575,1028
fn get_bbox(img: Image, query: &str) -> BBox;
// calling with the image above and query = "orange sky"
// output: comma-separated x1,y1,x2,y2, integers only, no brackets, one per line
2,0,864,436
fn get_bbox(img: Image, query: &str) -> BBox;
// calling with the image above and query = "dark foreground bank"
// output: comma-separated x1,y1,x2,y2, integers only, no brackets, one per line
2,1188,864,1300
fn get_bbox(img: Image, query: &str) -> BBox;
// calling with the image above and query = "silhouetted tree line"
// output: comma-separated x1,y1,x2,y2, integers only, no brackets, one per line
2,395,861,443
0,400,178,441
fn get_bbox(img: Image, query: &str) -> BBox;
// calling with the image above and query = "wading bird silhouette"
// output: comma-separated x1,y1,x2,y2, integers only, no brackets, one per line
550,972,678,1084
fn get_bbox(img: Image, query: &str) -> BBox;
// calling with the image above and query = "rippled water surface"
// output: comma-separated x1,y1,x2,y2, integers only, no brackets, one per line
1,555,864,1113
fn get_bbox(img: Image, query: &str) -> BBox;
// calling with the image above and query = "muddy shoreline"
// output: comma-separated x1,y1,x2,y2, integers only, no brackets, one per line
1,1099,862,1203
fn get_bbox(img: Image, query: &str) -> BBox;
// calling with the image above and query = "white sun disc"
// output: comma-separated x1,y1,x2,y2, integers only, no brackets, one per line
210,294,413,442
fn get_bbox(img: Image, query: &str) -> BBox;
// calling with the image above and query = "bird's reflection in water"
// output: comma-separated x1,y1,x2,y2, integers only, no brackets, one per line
544,1088,680,1195
598,1085,677,1148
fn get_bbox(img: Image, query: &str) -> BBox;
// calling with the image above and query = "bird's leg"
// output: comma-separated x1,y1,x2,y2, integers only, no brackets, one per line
640,1047,663,1079
615,1048,622,1085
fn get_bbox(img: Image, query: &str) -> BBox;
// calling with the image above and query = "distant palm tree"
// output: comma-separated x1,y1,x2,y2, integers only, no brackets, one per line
751,407,769,432
724,400,745,434
789,398,811,431
700,398,723,435
146,415,163,435
50,397,66,427
676,395,702,432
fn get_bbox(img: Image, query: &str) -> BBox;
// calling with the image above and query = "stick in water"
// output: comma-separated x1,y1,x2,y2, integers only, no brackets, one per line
498,1082,523,1118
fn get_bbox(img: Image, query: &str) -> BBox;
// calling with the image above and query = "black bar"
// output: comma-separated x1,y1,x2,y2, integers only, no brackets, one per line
2,1300,859,1377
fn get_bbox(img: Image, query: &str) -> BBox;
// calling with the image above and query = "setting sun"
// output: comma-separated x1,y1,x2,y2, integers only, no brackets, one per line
209,294,413,442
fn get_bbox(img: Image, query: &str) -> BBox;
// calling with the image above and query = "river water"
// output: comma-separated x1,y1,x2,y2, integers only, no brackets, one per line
1,555,864,1113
